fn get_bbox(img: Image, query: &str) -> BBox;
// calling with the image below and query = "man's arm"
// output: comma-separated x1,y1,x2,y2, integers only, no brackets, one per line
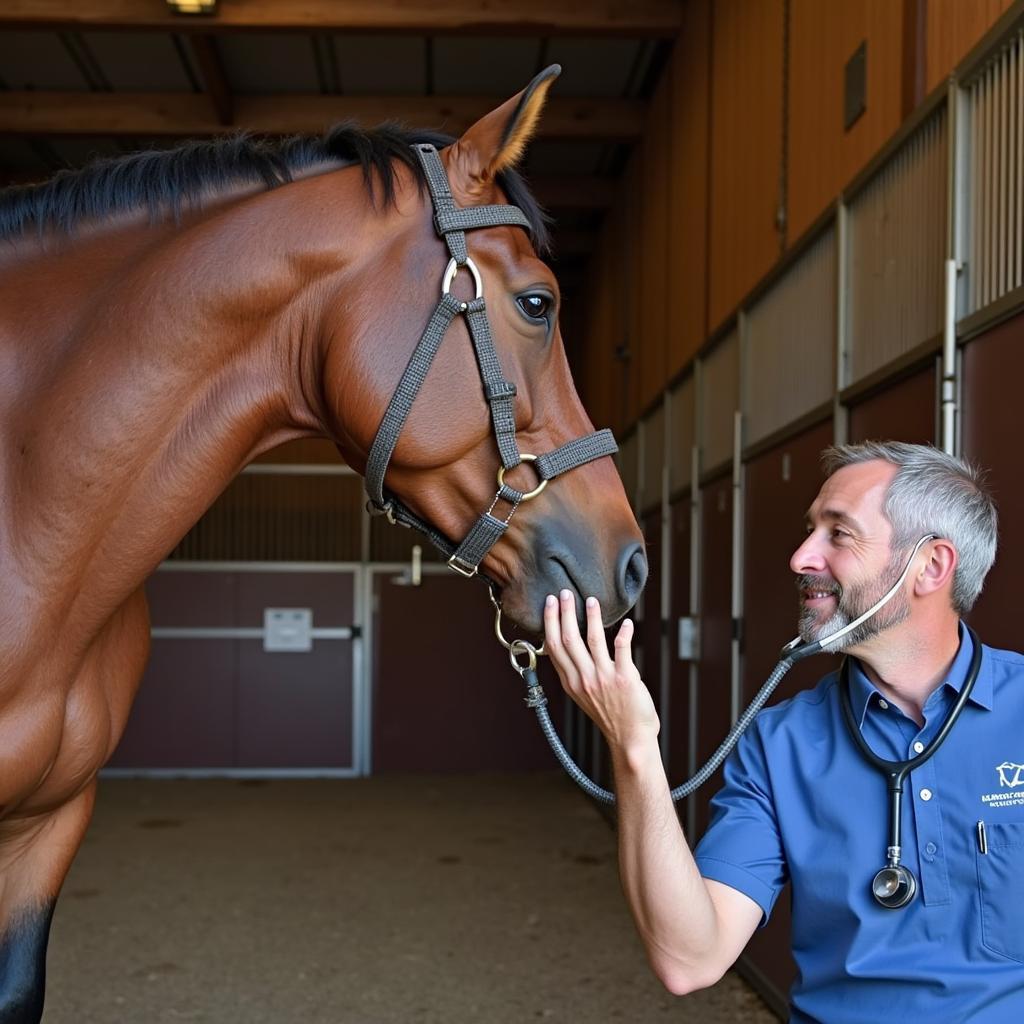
543,590,762,994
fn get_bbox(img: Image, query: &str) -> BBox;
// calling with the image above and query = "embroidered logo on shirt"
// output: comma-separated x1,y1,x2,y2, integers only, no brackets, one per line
980,763,1024,808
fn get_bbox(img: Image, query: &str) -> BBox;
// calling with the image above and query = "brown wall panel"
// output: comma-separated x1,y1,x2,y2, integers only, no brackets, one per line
372,573,565,773
847,363,937,443
926,0,1015,94
667,495,693,796
708,0,785,331
694,472,734,839
740,421,838,1003
639,73,672,413
624,148,645,425
667,0,711,379
961,313,1024,652
788,0,905,241
639,510,665,723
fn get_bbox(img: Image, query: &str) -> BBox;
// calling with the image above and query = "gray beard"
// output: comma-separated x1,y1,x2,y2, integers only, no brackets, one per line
796,551,911,651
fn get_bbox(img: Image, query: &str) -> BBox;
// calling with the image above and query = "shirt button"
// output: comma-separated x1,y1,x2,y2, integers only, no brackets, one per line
878,699,889,710
913,741,925,754
920,788,933,801
925,842,938,855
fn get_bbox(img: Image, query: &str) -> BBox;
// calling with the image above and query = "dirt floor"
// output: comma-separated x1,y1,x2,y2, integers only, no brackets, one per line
43,774,780,1023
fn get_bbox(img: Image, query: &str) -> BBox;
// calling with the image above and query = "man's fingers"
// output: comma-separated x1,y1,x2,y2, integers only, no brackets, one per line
613,618,636,675
544,594,578,686
584,596,613,671
558,589,591,665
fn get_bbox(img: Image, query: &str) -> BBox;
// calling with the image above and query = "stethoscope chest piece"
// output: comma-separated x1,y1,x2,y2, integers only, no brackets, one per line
872,863,917,909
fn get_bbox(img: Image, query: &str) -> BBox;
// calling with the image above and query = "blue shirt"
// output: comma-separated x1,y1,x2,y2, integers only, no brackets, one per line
694,626,1024,1023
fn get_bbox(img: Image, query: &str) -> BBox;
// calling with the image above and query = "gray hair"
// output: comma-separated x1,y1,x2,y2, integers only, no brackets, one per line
821,441,997,614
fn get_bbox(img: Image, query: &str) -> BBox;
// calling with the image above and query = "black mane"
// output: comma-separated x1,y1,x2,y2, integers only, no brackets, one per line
0,123,550,251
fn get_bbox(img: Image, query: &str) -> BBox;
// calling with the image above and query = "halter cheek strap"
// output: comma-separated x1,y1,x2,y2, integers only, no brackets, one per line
364,143,618,579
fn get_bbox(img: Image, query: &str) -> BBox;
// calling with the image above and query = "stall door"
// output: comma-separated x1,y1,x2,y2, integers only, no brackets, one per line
962,314,1024,650
740,421,837,1005
109,567,357,771
694,473,734,839
372,571,565,773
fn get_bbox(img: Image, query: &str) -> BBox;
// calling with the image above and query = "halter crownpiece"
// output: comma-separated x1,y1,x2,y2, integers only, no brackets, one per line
365,143,618,580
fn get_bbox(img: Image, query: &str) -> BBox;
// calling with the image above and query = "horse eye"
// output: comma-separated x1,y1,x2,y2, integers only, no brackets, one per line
516,294,551,321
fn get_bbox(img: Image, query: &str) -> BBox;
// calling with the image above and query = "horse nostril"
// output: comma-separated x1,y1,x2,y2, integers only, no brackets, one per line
617,542,648,606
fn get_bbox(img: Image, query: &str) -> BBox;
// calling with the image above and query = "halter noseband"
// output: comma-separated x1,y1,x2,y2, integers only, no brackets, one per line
365,143,618,580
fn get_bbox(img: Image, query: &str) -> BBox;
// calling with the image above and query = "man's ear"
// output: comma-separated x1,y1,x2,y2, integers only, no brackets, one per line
446,64,560,201
915,538,958,597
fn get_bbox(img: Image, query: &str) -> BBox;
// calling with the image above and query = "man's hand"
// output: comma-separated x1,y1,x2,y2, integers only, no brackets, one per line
543,589,660,757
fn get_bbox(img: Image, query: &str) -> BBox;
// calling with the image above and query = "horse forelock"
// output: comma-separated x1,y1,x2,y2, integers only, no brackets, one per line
0,124,551,253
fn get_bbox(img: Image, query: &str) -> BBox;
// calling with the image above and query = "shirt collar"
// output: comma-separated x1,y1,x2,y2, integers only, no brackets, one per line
846,621,992,728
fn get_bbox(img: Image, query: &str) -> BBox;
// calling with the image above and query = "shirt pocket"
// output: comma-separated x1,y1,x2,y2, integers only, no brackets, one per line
976,821,1024,963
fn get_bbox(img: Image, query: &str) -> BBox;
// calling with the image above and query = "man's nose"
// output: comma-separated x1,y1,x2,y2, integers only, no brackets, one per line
790,534,826,575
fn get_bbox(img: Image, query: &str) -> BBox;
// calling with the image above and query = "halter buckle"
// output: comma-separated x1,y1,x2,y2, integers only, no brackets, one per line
441,256,483,300
446,553,478,578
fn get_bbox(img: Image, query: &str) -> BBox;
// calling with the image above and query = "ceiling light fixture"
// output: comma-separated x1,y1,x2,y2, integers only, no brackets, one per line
166,0,218,14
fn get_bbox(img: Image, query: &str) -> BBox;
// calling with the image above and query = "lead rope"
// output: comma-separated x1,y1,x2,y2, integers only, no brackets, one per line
493,592,808,805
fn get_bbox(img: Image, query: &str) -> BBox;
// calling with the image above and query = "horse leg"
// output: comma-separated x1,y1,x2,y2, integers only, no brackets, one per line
0,781,97,1024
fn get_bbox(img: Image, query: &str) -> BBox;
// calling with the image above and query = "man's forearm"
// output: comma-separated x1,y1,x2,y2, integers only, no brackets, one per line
611,737,725,995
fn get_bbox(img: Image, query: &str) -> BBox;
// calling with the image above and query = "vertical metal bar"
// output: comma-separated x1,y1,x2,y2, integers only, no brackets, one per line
1009,44,1017,292
942,259,959,455
988,62,997,307
970,79,980,312
1018,31,1023,289
730,406,744,726
999,47,1008,299
835,200,850,443
687,439,701,843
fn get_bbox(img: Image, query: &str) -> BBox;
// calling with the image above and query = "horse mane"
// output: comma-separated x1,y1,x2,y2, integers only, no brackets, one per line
0,123,551,251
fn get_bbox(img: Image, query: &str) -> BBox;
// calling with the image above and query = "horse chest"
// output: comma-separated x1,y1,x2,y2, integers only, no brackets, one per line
0,591,150,819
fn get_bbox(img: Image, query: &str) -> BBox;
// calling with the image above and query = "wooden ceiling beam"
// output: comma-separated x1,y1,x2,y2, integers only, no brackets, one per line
189,36,233,126
1,1,683,36
0,92,642,140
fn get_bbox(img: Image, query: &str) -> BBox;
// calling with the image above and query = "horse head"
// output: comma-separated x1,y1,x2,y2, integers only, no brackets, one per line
321,67,646,635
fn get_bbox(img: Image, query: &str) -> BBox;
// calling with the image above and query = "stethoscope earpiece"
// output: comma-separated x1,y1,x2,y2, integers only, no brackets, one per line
872,864,917,909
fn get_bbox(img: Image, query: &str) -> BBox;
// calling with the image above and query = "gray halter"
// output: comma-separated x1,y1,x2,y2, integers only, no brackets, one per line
365,143,618,579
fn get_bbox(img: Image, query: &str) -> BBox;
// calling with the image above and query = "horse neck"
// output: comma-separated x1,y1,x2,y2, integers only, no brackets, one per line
1,173,370,634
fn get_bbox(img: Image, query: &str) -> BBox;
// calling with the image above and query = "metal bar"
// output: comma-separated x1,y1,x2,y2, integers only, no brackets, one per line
687,440,701,843
730,407,743,726
942,259,959,455
999,46,1008,299
970,79,979,312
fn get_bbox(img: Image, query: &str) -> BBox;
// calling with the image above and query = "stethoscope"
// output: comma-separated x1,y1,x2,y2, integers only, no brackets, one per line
779,534,982,909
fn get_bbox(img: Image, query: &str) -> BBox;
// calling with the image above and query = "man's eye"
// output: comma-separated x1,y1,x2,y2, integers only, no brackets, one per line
831,529,849,540
516,294,552,321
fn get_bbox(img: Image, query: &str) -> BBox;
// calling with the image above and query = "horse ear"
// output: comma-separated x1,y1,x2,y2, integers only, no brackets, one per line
447,64,561,198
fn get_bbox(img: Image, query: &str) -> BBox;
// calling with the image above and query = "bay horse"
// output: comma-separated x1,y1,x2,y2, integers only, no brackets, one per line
0,66,645,1019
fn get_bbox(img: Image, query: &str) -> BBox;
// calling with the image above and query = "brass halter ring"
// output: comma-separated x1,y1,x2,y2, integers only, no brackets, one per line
489,584,546,658
497,453,547,502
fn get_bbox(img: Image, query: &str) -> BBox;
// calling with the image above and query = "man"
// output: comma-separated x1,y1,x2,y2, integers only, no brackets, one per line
543,441,1023,1023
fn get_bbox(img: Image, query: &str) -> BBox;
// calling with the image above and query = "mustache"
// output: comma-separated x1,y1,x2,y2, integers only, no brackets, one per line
796,574,841,598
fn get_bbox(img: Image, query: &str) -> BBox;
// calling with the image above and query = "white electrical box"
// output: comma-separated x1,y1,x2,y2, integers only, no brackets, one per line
264,608,313,652
677,616,700,661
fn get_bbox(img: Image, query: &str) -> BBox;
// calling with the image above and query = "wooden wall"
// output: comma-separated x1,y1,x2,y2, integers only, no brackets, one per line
707,0,785,331
667,0,711,380
925,0,1015,94
576,0,1019,434
787,0,905,242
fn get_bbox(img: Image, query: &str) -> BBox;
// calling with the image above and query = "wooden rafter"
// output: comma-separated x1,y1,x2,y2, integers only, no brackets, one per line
0,92,642,140
0,0,683,36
